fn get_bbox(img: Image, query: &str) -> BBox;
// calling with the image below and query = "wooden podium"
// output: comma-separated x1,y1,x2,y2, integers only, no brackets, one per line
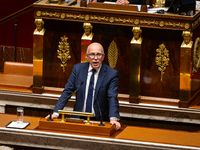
39,118,116,136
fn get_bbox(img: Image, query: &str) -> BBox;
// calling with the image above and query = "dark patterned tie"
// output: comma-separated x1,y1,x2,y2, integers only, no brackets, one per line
86,69,96,112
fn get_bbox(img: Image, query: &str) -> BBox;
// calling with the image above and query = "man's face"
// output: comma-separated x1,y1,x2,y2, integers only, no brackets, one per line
87,43,105,70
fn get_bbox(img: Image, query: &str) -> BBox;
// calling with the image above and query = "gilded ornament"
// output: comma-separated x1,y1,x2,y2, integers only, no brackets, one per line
131,27,142,43
61,13,65,19
108,40,118,68
155,43,170,82
182,31,193,47
130,20,134,23
36,11,42,17
123,19,126,23
55,12,60,17
184,23,190,29
81,23,94,40
193,37,200,74
34,19,45,35
37,10,192,30
134,19,139,25
98,17,101,21
155,0,165,7
85,15,90,21
159,21,164,27
57,36,71,73
66,14,70,18
109,17,114,23
73,15,77,19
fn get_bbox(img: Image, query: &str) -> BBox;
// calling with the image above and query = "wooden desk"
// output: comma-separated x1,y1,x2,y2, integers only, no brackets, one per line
0,113,200,149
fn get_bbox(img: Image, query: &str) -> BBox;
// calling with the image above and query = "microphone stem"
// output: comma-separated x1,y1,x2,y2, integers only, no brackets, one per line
47,112,53,121
99,118,105,126
90,81,105,126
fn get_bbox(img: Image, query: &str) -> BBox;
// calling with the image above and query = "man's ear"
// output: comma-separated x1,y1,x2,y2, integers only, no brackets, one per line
102,54,105,61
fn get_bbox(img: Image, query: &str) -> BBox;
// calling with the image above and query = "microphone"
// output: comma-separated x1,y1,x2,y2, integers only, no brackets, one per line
47,81,84,121
90,81,105,126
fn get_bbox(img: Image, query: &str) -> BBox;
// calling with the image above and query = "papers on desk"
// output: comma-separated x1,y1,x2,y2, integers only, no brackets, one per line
103,1,168,13
148,8,168,13
103,1,146,11
6,121,30,129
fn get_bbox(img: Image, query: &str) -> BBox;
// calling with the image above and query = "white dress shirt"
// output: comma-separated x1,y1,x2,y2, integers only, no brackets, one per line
82,64,102,115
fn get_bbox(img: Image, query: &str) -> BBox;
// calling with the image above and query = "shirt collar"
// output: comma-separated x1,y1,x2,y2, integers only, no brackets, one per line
88,64,102,74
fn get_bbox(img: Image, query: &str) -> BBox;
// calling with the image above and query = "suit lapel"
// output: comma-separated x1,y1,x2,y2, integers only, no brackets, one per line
81,62,89,100
95,63,106,98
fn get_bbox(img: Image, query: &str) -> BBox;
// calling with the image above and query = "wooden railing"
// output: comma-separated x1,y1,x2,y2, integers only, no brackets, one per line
0,4,33,25
0,4,33,61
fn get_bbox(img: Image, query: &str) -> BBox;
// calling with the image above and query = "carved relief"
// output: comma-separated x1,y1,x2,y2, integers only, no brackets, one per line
36,10,192,30
155,44,170,82
57,36,71,73
193,37,200,74
108,40,118,68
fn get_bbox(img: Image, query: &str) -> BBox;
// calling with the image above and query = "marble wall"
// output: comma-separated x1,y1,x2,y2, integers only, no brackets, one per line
0,46,33,72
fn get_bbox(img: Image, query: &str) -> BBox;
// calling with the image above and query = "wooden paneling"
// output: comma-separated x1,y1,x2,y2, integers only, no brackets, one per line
43,20,82,88
140,28,182,99
43,20,131,93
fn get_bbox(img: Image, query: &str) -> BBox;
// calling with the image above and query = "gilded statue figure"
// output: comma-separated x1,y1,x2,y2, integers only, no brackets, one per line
155,0,165,7
131,27,142,43
34,19,45,35
181,31,193,47
81,23,94,40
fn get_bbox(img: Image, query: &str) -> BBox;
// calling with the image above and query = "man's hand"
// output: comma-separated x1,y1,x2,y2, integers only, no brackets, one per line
110,120,121,130
45,114,58,119
87,0,97,5
116,0,130,5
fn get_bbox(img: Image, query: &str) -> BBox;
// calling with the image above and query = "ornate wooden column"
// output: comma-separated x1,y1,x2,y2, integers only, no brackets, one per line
179,31,193,106
81,22,93,63
129,27,143,103
33,19,45,94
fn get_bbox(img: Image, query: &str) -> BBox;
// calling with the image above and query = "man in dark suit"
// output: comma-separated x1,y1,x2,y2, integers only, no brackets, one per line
46,42,121,130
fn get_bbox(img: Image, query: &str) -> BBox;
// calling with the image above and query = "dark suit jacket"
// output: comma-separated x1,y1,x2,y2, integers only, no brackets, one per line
53,62,120,121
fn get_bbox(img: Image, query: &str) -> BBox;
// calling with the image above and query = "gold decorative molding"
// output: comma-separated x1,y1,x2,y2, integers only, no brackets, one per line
108,40,118,68
155,44,170,82
36,11,42,17
165,22,185,28
193,37,200,74
36,10,192,30
57,36,71,73
192,16,200,28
